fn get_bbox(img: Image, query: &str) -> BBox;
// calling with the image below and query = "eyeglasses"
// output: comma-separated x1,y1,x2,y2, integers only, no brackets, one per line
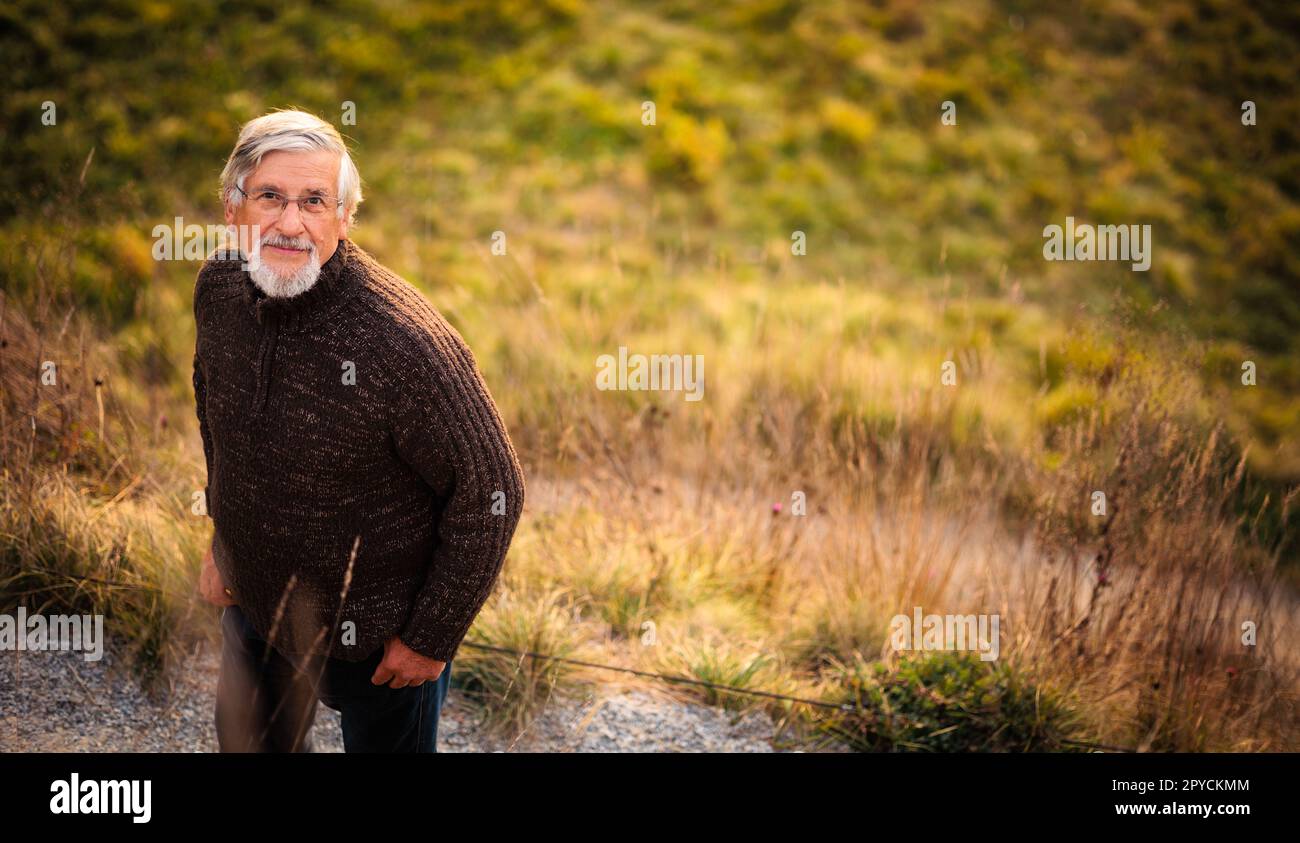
234,184,342,218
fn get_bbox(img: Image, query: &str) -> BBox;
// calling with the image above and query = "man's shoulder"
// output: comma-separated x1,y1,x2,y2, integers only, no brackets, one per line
348,246,476,371
193,250,246,319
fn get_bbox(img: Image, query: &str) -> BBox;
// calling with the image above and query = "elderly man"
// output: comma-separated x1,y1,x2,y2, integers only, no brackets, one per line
193,109,525,752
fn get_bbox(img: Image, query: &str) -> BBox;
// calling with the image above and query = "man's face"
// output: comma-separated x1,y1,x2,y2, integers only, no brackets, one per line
224,149,351,285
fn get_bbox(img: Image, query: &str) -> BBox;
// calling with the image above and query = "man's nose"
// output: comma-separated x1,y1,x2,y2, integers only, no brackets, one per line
275,202,308,236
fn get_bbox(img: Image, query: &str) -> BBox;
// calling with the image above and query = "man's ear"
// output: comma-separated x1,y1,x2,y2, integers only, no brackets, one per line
223,198,236,227
340,206,353,238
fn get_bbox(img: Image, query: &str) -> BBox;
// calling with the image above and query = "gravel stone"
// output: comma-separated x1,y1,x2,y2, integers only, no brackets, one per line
1,634,828,753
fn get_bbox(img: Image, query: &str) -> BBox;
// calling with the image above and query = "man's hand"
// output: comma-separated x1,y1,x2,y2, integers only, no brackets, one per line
198,540,237,607
371,636,446,688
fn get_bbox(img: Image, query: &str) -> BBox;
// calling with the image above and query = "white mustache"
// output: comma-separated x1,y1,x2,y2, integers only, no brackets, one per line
260,235,315,253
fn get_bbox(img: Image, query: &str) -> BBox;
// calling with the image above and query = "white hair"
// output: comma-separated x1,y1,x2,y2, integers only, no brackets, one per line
219,109,363,226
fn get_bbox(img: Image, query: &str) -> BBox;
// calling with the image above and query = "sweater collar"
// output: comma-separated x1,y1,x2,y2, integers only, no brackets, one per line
241,239,354,331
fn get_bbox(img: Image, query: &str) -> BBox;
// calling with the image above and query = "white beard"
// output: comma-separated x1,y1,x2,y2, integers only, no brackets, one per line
248,247,321,299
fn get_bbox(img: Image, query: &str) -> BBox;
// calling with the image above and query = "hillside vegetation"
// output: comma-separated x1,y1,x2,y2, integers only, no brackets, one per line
1,0,1297,750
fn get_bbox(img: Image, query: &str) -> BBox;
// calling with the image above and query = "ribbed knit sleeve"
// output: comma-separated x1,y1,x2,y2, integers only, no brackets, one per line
192,276,215,520
390,326,525,663
193,354,214,518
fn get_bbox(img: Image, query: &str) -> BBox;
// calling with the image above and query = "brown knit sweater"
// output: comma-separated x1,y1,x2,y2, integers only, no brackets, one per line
192,238,525,664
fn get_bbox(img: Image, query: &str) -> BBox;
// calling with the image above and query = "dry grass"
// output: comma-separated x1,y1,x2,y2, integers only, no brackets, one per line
1,256,1296,750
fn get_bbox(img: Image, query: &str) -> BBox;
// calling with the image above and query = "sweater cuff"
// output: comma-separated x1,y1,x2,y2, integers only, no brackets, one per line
397,627,462,664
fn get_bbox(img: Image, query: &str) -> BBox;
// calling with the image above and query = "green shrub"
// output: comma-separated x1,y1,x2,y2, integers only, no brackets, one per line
825,652,1084,752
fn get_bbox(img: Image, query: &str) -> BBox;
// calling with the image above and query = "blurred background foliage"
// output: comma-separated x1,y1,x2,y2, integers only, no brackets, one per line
1,0,1298,516
2,0,1299,749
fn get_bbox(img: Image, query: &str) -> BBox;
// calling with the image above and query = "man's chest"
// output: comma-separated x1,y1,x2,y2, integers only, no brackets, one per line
197,320,397,484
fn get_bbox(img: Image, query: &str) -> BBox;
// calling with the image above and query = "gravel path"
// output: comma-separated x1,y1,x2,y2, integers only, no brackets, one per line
0,635,811,753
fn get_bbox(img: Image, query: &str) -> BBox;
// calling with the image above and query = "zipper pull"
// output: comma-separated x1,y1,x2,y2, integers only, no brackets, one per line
254,320,279,413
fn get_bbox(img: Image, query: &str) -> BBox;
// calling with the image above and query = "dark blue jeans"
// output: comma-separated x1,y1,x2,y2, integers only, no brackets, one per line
215,604,452,753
